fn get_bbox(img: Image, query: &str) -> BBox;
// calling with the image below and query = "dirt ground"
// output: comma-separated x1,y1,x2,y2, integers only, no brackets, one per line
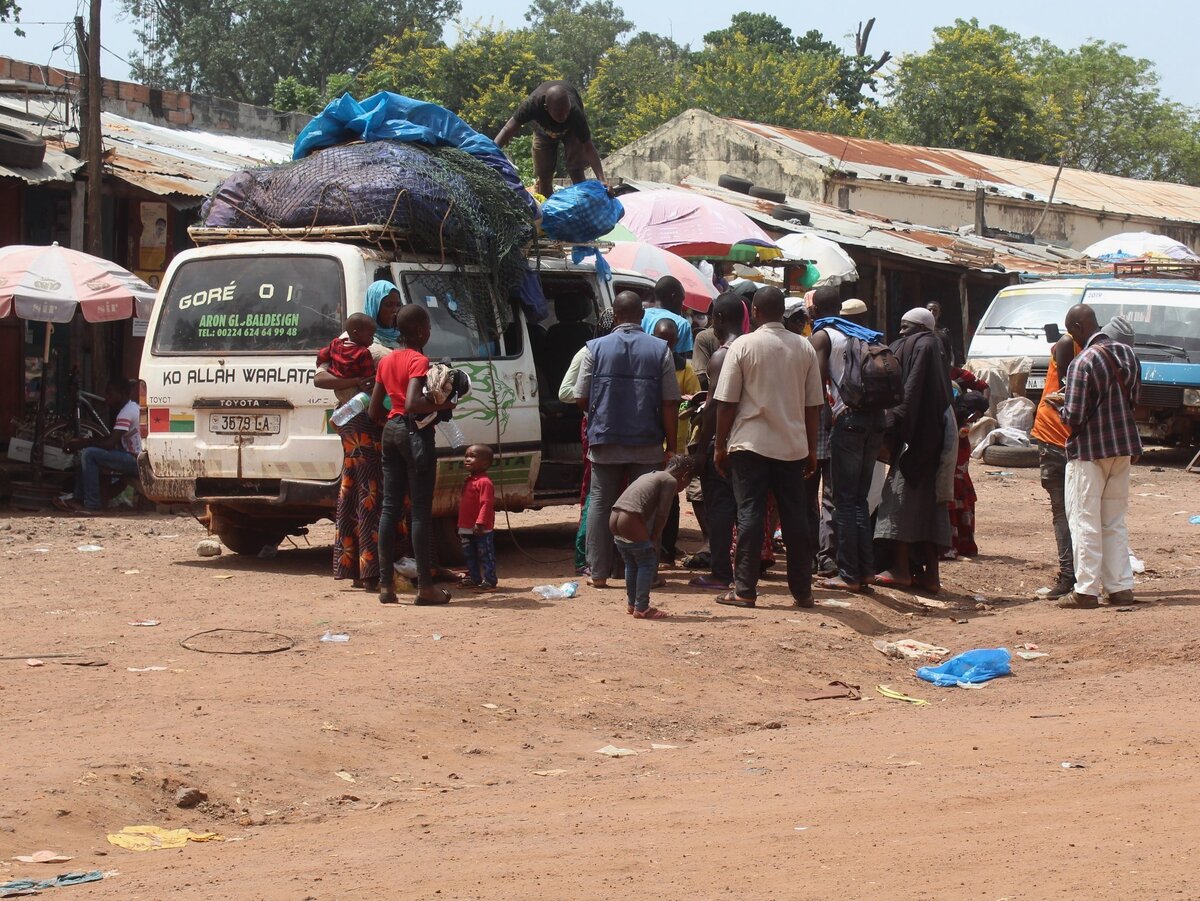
1,448,1198,900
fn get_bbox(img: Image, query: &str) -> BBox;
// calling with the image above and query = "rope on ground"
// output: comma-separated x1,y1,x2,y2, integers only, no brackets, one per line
180,629,295,655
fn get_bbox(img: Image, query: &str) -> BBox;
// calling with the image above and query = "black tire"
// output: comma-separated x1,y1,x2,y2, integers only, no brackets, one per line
981,444,1039,468
717,174,753,194
748,184,787,203
433,514,465,566
217,526,287,556
0,125,47,169
770,204,811,225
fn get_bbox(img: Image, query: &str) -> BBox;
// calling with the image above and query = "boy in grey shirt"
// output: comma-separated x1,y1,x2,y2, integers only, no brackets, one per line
609,456,692,619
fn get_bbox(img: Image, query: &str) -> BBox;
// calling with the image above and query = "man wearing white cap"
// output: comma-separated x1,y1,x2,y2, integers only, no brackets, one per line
874,307,953,592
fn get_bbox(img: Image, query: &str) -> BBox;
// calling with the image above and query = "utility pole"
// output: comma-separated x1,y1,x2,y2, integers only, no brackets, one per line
75,1,103,257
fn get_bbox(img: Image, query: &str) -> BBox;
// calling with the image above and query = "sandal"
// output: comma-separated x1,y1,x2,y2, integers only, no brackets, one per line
715,591,755,608
873,574,911,589
414,588,451,605
626,604,635,615
588,578,609,589
379,589,400,605
819,577,863,592
633,606,668,619
688,574,730,589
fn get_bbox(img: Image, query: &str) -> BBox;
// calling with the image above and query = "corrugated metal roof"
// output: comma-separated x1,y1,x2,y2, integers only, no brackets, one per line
0,94,293,200
100,113,293,199
617,175,1091,278
728,118,1200,223
0,108,81,185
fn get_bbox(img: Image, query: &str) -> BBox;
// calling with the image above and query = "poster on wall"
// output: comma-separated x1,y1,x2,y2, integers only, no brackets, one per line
135,270,164,291
138,201,168,272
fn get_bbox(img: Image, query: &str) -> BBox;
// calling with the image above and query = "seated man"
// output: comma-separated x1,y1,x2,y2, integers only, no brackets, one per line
56,378,141,514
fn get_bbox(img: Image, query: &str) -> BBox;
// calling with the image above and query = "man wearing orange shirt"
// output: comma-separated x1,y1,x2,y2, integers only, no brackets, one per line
1030,332,1077,598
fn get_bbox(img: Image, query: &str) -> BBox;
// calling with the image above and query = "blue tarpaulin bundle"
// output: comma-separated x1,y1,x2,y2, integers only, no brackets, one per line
294,92,536,217
540,180,624,244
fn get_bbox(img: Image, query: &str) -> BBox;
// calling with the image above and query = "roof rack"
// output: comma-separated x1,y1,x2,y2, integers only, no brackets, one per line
188,224,413,247
527,237,613,259
1113,259,1200,281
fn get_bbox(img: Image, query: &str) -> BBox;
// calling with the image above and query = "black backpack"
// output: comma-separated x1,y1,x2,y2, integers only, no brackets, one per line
837,333,904,411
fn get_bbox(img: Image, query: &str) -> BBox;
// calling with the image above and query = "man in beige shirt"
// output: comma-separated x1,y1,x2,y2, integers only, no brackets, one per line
713,287,824,608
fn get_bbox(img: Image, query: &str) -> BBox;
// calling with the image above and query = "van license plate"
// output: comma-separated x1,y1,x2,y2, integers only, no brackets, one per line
1026,377,1046,390
209,413,281,435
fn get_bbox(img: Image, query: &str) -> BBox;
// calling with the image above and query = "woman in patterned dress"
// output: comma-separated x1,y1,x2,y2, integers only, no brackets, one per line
315,281,402,590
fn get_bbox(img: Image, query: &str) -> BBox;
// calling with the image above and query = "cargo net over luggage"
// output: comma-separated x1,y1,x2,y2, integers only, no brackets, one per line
200,141,537,335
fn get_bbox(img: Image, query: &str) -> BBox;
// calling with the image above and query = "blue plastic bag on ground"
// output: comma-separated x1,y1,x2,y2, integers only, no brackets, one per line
540,181,624,243
916,648,1011,687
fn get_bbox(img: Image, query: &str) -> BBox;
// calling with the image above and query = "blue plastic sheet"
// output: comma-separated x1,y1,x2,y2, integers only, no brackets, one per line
916,648,1012,687
294,92,535,216
540,181,624,244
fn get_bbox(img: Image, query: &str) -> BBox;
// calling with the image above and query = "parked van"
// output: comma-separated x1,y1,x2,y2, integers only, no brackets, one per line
967,276,1200,446
137,236,655,553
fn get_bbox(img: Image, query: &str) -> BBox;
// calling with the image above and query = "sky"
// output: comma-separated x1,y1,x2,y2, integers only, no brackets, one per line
2,0,1197,107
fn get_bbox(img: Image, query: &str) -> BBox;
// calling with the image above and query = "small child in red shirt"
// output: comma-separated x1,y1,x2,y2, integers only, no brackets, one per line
316,313,377,384
458,444,497,591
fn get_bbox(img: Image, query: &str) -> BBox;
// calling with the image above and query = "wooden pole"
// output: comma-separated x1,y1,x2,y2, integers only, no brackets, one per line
84,0,103,258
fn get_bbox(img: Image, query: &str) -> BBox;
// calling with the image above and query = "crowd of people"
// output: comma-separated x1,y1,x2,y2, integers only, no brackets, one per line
313,269,1143,617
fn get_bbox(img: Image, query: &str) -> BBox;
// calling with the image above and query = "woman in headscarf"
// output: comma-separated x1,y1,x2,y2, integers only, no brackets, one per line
874,307,954,593
314,280,402,591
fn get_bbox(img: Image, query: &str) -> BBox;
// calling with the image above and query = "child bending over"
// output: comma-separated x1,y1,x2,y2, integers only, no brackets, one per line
609,455,692,619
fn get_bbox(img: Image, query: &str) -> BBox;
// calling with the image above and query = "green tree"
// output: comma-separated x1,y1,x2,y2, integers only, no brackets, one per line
121,0,462,105
1033,40,1197,181
584,32,689,152
883,18,1049,160
621,33,866,147
703,12,794,51
1,1,22,36
525,0,632,87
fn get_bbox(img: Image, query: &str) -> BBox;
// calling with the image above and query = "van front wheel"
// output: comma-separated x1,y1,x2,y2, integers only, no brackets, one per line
216,525,288,556
433,515,465,566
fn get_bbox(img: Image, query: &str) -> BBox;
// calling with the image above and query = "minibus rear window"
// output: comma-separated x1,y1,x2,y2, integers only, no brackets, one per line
152,256,344,354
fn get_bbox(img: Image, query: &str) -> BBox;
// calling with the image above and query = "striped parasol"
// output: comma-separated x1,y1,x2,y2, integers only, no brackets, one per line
0,243,156,323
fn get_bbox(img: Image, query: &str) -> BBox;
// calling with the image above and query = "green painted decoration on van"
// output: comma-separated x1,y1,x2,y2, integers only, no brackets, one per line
454,362,516,435
436,454,531,488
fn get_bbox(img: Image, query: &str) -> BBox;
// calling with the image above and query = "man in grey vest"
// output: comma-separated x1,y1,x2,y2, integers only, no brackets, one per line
575,292,681,587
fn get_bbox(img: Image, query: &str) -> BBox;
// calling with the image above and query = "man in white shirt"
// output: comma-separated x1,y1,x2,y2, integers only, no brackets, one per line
713,287,824,608
56,378,141,513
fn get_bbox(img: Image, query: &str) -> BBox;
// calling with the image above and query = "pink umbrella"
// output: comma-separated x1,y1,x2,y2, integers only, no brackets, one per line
617,190,780,260
604,241,719,312
0,243,156,323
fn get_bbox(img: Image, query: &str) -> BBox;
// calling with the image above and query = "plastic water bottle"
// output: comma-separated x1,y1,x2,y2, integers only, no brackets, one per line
331,391,370,426
437,419,466,449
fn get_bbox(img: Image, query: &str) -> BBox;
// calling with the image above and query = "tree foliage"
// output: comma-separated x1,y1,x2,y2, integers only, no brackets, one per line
883,19,1200,184
121,0,462,104
883,19,1047,160
130,1,1200,188
525,0,632,88
1,0,22,36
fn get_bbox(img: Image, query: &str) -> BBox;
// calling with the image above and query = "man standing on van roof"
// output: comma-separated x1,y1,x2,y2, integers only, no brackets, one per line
575,292,680,588
495,81,605,199
1056,306,1142,609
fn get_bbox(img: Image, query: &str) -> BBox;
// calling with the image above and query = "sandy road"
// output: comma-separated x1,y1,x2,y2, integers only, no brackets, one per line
1,450,1197,899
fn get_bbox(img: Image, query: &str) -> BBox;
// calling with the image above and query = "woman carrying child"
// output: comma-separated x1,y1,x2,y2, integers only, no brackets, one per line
314,281,401,591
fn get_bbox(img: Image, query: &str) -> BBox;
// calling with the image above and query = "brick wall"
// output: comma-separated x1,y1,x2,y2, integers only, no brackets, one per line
0,56,311,141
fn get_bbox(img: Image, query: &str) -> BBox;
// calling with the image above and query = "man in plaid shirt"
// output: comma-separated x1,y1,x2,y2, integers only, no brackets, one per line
1055,305,1142,609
